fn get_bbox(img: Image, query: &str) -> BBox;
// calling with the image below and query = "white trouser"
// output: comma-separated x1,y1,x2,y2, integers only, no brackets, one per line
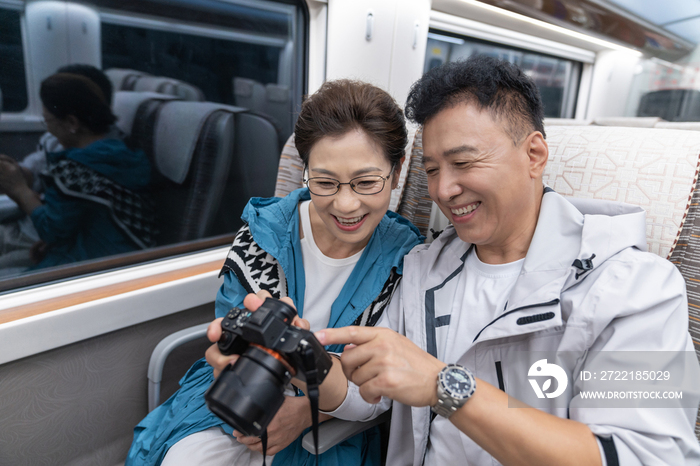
161,427,275,466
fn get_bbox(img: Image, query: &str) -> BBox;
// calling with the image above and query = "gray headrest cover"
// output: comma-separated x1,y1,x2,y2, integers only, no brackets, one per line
113,91,178,137
154,101,245,184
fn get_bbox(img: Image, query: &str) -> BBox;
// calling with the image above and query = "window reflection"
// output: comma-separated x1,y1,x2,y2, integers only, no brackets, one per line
0,7,28,113
424,32,582,119
0,0,304,286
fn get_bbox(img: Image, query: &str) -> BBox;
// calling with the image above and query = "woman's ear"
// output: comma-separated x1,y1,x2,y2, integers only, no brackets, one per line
65,115,81,134
391,155,406,190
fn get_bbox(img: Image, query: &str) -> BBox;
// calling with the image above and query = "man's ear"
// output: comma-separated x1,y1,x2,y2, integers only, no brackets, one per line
526,131,548,179
391,155,406,190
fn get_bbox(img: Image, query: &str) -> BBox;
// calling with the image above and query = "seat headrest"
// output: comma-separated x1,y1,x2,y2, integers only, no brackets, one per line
133,76,178,94
593,117,663,127
105,68,148,90
233,78,257,97
266,84,289,103
154,101,245,184
113,91,179,137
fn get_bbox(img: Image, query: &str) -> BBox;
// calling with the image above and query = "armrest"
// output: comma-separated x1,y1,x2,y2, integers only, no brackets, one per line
147,322,209,412
301,410,391,455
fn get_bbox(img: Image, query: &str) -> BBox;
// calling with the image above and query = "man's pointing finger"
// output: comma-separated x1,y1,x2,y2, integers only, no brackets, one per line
315,326,379,347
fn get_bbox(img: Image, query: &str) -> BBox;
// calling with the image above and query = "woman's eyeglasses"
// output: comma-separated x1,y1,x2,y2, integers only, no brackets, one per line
304,172,391,196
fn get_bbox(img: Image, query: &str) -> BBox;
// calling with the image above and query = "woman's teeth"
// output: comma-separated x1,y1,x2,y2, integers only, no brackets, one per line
451,203,480,216
336,215,364,225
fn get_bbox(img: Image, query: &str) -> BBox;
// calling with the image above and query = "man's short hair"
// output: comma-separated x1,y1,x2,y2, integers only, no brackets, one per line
405,55,546,144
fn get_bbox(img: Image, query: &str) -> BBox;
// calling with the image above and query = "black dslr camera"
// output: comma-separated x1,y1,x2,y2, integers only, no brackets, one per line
205,298,333,437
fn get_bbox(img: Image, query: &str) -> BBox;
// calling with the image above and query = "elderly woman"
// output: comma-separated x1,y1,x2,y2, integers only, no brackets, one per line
0,72,152,270
127,80,423,466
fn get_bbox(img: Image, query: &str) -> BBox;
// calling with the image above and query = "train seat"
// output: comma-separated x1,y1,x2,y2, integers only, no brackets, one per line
264,83,293,141
593,116,664,127
105,68,150,91
147,101,241,244
544,118,592,126
112,91,179,139
233,77,266,112
545,124,700,436
132,76,205,101
655,121,700,131
209,111,282,236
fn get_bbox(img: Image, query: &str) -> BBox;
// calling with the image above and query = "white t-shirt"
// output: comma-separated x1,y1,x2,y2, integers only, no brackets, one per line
425,250,524,465
299,200,364,332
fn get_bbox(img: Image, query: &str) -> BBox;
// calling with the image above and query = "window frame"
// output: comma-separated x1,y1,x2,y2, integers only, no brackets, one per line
428,10,594,119
0,0,309,300
0,0,32,115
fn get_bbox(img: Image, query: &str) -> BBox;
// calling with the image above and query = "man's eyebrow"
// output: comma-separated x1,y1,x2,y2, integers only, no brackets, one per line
444,145,479,157
422,145,479,165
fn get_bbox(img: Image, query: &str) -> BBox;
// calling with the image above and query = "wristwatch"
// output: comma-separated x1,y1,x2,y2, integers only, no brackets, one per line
431,364,476,418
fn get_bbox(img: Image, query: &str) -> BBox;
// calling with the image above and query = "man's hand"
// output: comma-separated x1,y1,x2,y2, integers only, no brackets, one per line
315,326,446,407
233,395,313,455
206,291,308,378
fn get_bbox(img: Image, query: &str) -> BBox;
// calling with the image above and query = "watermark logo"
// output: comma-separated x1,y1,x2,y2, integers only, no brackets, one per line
528,359,568,399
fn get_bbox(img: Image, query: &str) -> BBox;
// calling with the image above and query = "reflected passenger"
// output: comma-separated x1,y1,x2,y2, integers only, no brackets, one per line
127,80,424,466
0,72,154,270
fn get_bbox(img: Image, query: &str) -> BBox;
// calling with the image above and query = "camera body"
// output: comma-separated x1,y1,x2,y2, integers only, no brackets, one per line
205,298,332,437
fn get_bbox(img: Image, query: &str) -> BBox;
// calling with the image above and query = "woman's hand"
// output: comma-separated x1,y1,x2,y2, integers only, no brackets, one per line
206,291,308,378
233,395,314,455
0,157,30,198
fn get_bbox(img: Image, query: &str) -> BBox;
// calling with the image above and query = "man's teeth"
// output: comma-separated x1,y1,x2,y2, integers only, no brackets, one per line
451,203,480,216
337,215,364,225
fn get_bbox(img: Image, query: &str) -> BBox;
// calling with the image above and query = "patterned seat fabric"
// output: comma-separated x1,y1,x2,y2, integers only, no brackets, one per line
545,125,700,437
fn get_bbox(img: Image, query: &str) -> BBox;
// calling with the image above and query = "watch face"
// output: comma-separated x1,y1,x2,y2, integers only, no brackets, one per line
444,367,473,397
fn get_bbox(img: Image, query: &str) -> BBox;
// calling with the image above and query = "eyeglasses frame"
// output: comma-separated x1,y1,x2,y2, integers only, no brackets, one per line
303,166,396,197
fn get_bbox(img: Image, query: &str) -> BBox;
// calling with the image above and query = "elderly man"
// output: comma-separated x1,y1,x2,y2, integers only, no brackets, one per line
211,56,700,465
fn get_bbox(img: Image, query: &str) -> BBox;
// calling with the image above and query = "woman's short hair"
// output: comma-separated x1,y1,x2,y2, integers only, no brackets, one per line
40,73,116,135
294,80,407,168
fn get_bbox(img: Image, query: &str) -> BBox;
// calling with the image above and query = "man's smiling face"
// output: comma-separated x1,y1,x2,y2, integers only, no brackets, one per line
422,101,545,261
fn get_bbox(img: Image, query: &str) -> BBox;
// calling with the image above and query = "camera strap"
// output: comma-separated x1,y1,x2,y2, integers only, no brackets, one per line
301,344,322,466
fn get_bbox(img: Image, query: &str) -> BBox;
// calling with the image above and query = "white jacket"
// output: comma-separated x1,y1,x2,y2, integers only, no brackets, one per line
330,190,700,465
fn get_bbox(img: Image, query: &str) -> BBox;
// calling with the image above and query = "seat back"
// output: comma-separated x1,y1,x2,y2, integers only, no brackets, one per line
210,112,281,235
264,83,293,141
544,124,700,437
130,101,244,244
105,68,149,91
112,91,179,139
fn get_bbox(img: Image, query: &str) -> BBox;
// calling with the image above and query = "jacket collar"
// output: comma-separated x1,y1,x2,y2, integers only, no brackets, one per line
415,189,647,344
242,188,423,342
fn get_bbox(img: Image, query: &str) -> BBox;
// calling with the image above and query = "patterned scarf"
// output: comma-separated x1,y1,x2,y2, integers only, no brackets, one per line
220,223,401,327
42,159,157,249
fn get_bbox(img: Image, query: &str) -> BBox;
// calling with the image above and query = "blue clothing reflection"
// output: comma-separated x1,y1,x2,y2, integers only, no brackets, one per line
30,138,151,268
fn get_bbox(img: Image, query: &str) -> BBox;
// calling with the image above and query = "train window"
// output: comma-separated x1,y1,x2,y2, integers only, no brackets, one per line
0,6,28,112
0,0,306,292
425,31,582,119
626,58,700,121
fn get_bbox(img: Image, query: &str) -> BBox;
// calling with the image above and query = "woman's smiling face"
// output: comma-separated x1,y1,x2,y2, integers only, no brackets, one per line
306,128,399,258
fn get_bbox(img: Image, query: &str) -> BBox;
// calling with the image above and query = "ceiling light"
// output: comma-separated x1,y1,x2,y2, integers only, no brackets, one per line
459,0,642,56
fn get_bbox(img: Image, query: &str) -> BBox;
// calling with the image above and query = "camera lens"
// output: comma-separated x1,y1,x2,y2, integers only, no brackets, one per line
260,298,297,324
205,346,291,437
